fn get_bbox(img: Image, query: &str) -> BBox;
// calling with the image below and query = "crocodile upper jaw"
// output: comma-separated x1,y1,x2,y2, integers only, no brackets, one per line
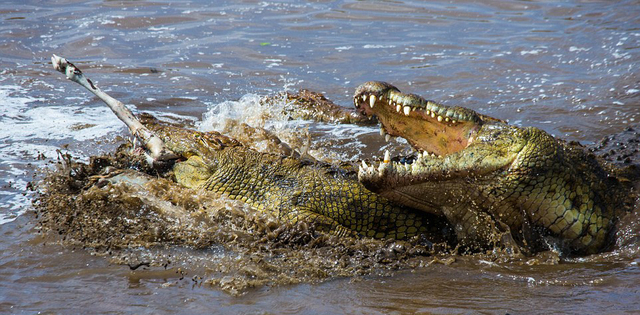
353,81,483,158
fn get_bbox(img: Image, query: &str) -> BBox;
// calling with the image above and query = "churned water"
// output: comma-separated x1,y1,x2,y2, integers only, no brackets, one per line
1,0,639,313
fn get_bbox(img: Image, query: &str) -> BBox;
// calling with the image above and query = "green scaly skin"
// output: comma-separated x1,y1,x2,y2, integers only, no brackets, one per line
51,53,631,254
138,115,454,243
354,81,635,255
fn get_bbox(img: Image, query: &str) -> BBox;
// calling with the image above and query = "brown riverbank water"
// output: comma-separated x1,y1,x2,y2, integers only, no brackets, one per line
1,0,639,313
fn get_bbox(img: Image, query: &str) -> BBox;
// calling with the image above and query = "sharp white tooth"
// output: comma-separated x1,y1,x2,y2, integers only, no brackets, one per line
362,160,368,169
378,162,389,175
385,134,391,142
426,110,431,115
369,94,377,108
445,117,450,122
403,106,411,116
451,120,457,124
380,127,385,136
396,104,402,112
384,150,391,163
437,115,443,122
431,112,436,118
362,95,367,101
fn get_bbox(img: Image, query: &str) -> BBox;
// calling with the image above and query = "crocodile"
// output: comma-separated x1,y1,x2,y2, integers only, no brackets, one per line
353,81,637,255
50,55,455,247
140,114,456,242
51,56,636,255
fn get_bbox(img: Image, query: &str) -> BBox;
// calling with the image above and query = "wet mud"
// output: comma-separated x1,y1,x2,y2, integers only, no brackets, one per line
32,120,640,296
33,144,455,295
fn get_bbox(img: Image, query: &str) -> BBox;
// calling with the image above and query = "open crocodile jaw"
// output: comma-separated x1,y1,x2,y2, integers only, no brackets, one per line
353,81,481,157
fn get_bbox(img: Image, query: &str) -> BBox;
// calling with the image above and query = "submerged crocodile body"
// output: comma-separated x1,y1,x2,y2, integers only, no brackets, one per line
139,114,453,243
51,56,636,255
354,81,636,255
51,56,458,247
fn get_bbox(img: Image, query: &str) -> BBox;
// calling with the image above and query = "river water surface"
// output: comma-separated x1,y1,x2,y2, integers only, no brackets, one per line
1,0,640,313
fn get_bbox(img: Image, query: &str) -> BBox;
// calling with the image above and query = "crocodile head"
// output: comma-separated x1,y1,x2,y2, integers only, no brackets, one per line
353,81,540,248
353,81,525,198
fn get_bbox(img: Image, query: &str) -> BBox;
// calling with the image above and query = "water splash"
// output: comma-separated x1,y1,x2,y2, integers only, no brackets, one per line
0,85,124,224
197,90,380,163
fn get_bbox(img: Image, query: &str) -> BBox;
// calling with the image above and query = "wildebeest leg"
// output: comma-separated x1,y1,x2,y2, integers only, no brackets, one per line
51,54,178,166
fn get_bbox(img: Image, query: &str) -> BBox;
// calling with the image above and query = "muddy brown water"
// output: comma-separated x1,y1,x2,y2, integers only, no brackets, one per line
1,0,640,313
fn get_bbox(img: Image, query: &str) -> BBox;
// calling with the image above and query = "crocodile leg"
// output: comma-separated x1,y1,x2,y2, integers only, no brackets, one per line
282,208,356,237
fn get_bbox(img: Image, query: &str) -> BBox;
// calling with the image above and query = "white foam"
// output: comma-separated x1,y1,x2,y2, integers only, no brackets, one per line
198,92,376,161
199,93,268,132
520,49,542,55
0,85,125,224
363,44,396,49
569,46,590,52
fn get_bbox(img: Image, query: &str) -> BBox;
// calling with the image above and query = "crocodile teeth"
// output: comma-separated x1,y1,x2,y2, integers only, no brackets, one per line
451,120,456,124
431,112,436,118
396,104,402,113
362,95,367,102
384,150,391,163
385,134,391,142
380,126,386,136
378,164,388,175
403,106,411,116
362,160,368,169
437,115,443,122
378,159,391,175
369,94,376,108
